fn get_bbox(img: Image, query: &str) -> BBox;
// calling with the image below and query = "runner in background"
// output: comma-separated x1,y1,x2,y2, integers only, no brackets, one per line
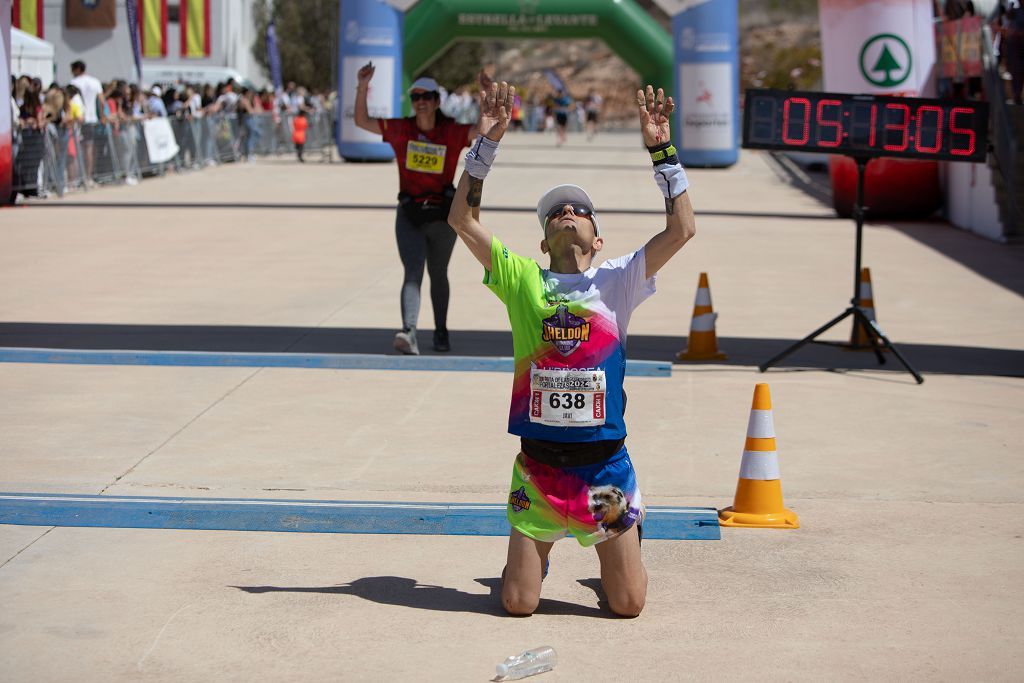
553,88,573,146
353,63,491,355
584,88,603,141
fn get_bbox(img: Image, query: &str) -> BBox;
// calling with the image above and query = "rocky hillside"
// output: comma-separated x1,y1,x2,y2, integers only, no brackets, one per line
479,1,820,126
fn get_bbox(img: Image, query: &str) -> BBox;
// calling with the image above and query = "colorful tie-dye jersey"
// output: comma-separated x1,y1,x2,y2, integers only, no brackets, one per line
484,237,656,443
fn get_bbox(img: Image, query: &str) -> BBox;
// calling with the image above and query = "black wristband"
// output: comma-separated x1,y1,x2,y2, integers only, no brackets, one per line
647,141,678,166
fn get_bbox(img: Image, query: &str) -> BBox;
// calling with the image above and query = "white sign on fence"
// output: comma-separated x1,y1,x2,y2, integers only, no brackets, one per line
142,118,181,164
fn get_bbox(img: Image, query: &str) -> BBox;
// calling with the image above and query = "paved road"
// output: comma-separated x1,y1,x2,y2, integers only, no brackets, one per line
1,133,1022,680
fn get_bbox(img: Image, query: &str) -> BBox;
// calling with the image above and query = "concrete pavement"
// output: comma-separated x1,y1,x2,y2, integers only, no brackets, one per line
1,132,1022,681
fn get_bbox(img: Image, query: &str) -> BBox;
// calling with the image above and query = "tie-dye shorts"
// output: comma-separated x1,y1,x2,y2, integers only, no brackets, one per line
506,445,644,547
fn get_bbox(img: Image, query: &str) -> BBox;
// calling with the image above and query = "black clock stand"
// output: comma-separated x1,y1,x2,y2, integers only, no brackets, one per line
757,155,925,384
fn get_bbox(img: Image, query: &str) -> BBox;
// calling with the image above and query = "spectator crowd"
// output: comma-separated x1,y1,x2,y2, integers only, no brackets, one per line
9,60,336,203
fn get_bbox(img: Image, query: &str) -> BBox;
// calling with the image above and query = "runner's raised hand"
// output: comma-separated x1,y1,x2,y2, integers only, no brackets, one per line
357,62,375,88
637,85,674,147
479,81,516,142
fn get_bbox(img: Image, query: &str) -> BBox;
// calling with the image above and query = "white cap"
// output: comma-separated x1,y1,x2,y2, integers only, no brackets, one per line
536,184,600,235
408,77,440,94
151,86,162,96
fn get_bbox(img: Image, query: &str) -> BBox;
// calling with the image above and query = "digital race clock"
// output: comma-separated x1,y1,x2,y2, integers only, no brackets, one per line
742,89,989,162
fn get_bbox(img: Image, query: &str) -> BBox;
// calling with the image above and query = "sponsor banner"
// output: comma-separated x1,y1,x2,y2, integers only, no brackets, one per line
180,0,211,58
66,0,117,29
125,0,143,85
141,0,168,57
266,22,283,92
340,55,394,144
142,117,180,163
13,0,44,38
1,2,12,202
939,16,983,80
680,62,733,150
819,0,936,96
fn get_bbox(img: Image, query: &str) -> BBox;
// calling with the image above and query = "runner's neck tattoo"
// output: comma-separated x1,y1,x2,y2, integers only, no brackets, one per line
467,177,484,208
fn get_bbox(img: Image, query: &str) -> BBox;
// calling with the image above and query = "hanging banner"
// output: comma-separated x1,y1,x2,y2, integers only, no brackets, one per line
66,0,117,29
125,0,143,85
1,1,13,203
180,0,210,58
143,117,180,163
140,0,168,58
939,16,983,80
13,0,44,38
266,22,283,93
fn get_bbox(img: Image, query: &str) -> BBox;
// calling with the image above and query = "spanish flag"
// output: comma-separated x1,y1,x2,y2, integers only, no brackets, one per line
180,0,211,58
140,0,168,58
13,0,44,38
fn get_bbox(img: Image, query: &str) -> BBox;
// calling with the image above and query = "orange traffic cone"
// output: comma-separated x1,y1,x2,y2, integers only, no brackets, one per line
848,267,882,349
719,384,799,529
677,272,727,360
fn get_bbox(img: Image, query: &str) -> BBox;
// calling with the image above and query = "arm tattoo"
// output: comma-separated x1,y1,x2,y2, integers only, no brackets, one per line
665,196,675,215
467,177,484,208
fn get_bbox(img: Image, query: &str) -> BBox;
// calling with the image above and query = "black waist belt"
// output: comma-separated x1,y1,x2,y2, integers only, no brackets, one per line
520,437,625,468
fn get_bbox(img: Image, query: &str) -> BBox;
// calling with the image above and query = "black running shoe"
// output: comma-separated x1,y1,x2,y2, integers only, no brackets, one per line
433,328,450,352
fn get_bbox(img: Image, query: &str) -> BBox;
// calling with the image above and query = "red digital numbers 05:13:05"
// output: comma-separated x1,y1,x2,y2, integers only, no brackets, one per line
742,89,988,162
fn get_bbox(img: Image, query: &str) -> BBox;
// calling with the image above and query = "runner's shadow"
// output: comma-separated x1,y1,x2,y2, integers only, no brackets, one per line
232,575,615,619
576,577,611,613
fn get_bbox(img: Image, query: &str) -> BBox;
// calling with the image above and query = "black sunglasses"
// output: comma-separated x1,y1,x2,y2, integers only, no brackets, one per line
546,202,594,221
409,91,437,102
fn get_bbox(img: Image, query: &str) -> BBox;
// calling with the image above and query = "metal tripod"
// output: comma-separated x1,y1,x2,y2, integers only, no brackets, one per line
758,156,924,384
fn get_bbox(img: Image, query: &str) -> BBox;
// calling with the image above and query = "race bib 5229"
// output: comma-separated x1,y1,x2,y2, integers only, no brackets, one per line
406,140,446,174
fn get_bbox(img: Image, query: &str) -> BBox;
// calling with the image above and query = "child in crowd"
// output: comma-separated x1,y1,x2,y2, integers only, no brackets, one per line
292,110,308,162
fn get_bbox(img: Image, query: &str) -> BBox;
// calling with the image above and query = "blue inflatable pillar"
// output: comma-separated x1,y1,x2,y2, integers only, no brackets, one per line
671,0,739,167
337,0,402,161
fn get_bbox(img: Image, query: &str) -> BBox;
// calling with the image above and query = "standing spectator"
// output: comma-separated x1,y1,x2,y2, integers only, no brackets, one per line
1004,0,1024,103
147,86,168,117
69,61,104,184
13,78,45,199
237,88,259,162
292,109,308,162
43,84,70,191
510,91,524,131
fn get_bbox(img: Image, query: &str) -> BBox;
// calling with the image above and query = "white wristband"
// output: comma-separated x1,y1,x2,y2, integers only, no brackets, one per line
464,135,499,179
653,163,689,199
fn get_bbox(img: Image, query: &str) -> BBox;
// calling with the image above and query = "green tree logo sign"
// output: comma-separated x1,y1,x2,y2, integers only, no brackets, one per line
858,34,912,87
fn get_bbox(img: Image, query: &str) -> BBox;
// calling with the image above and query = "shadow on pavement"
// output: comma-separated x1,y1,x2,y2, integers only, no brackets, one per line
231,575,613,618
2,323,1021,377
763,151,1024,298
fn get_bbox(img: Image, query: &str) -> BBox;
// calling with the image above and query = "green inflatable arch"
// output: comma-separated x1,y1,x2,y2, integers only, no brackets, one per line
403,0,673,102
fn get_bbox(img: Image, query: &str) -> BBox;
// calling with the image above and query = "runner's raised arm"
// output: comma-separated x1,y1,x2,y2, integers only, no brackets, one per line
636,85,696,279
449,81,517,271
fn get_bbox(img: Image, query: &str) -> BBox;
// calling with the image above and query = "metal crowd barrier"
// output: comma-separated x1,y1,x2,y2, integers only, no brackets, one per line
9,111,336,200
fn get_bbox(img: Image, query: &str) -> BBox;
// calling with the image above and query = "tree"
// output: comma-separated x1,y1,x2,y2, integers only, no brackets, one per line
422,42,486,91
252,0,338,91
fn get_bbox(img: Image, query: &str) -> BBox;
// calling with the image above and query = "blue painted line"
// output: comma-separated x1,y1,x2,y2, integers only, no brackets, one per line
0,348,671,377
0,493,719,540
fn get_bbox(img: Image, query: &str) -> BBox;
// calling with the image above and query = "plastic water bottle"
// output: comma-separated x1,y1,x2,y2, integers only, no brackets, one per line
495,646,557,680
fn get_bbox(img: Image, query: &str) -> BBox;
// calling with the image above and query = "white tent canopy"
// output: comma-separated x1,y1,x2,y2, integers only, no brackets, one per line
11,28,56,88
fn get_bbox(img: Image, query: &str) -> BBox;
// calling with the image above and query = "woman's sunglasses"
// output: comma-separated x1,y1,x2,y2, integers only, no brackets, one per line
546,202,594,222
409,92,437,102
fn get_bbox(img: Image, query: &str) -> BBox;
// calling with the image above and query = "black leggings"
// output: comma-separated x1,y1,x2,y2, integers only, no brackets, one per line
394,207,457,332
